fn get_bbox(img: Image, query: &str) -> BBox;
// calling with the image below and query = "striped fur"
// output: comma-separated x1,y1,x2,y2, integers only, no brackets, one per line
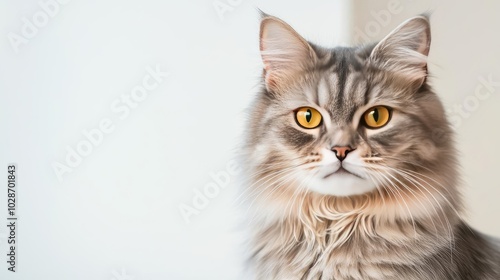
243,14,500,279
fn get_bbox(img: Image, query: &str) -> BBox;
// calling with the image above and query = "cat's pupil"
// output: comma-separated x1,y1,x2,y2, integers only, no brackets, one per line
306,109,312,122
373,109,379,122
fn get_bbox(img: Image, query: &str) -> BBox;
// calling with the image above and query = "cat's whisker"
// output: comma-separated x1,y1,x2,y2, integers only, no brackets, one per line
236,166,301,208
372,168,418,239
235,167,291,200
386,168,457,246
340,161,448,236
367,164,456,249
235,158,313,196
390,170,456,259
379,168,442,239
397,168,463,249
386,170,441,236
240,167,299,206
245,162,317,215
383,165,461,223
397,168,460,211
361,157,384,163
365,171,388,210
244,170,303,225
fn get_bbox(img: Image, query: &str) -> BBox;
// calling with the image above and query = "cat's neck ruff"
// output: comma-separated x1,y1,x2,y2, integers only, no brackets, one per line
249,187,461,279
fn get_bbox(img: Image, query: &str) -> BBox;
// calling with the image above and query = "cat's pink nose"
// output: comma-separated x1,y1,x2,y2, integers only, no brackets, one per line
331,146,354,161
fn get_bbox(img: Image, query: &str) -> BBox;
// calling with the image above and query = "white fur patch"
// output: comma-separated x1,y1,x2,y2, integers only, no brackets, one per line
304,148,377,196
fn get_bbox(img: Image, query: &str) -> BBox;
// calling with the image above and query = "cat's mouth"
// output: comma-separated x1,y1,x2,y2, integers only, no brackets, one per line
323,166,363,179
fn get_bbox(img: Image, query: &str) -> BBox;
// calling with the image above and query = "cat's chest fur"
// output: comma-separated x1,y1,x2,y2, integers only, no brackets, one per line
251,214,452,280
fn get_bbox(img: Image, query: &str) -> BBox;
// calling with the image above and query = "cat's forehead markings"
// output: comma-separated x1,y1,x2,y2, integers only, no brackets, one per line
331,53,364,118
342,71,357,103
317,75,333,107
303,84,319,106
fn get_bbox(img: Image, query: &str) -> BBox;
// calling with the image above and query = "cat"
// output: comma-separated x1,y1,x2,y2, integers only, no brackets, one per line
242,13,500,280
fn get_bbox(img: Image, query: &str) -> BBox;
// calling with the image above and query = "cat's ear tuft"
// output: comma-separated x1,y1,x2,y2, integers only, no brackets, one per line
369,16,431,87
259,15,317,93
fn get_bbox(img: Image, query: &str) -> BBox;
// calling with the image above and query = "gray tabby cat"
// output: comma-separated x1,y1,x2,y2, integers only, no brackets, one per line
243,13,500,280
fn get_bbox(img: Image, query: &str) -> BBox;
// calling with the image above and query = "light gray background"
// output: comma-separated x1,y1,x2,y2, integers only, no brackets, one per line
0,0,498,279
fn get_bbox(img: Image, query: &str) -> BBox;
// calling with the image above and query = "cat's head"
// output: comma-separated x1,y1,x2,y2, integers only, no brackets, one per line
245,14,457,202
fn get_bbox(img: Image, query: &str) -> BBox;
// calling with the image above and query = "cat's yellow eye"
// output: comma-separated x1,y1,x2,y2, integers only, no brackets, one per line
295,107,322,129
363,106,392,129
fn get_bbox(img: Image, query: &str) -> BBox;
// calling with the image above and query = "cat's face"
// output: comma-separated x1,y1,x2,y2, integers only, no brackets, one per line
247,15,454,198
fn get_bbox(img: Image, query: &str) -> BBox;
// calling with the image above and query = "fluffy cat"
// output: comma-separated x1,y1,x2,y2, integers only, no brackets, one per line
243,13,500,280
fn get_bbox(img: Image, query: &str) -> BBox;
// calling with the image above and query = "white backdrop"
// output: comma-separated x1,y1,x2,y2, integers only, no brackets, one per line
0,1,498,280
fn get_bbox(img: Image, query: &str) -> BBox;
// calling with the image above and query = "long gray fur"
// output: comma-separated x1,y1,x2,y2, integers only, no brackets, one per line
243,13,500,280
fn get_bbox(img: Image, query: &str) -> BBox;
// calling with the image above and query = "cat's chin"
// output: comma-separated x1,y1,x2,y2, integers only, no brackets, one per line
307,171,377,197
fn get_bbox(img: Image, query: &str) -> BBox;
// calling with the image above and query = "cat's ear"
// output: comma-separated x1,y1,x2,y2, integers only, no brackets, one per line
369,16,431,88
259,15,317,93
